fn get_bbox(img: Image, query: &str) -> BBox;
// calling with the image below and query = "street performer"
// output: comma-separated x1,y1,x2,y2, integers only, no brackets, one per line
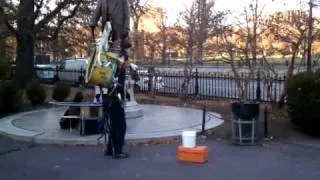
90,0,132,159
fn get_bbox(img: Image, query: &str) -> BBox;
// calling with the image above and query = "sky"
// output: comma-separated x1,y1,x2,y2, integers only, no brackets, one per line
149,0,320,25
14,0,318,27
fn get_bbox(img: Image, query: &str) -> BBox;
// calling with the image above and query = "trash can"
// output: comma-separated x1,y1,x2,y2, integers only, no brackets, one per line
231,102,260,145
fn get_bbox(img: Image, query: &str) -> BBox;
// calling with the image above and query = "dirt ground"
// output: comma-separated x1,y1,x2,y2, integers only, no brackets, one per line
133,94,294,141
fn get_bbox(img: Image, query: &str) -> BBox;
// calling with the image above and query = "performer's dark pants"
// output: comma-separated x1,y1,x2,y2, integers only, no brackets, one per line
118,69,130,102
102,95,126,154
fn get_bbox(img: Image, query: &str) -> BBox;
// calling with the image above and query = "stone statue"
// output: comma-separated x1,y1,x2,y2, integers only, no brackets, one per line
89,0,132,52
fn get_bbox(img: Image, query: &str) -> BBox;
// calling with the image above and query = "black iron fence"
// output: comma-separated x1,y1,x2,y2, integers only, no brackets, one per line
10,66,286,102
136,70,285,102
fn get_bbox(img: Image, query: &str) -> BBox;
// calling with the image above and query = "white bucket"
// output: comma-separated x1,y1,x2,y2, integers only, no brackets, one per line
182,130,197,148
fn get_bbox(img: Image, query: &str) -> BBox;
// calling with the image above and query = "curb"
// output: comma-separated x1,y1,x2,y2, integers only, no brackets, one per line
0,106,224,146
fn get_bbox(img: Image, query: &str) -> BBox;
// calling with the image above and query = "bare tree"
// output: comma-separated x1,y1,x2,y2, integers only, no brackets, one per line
0,8,8,59
193,0,226,64
0,0,15,60
0,0,84,87
156,9,168,64
218,0,266,101
173,0,227,98
129,0,151,61
264,9,320,107
143,31,160,62
220,26,252,101
176,3,197,97
219,0,320,105
48,0,95,61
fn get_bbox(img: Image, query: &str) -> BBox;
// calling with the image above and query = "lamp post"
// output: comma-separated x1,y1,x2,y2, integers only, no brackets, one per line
256,68,261,102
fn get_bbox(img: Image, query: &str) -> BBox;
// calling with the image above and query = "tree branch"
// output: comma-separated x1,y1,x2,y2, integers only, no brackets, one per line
35,0,82,31
0,6,17,35
36,1,82,41
34,0,44,20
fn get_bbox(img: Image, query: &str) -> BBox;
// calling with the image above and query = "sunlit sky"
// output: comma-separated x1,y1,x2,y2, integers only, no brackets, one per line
37,0,320,27
150,0,320,25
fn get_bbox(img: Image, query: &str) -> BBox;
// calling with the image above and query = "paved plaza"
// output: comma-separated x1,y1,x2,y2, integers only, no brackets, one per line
1,103,319,180
0,136,320,180
0,104,223,145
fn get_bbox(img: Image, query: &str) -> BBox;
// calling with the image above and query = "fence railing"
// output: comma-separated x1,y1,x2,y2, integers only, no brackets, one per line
10,66,286,102
135,70,285,102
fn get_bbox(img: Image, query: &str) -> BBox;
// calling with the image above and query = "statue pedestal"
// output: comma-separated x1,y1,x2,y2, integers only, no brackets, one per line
124,80,143,119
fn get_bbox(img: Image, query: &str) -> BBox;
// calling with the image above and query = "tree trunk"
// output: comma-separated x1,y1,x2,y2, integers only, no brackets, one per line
161,40,167,65
196,42,203,65
133,31,140,60
133,20,139,61
15,0,35,88
307,0,313,72
252,0,258,66
187,35,193,61
277,50,297,108
150,46,155,61
15,30,35,88
0,15,6,59
196,0,206,65
181,38,194,97
0,35,6,59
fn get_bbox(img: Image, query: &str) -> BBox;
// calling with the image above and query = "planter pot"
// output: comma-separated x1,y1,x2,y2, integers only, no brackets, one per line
231,101,259,120
231,101,260,145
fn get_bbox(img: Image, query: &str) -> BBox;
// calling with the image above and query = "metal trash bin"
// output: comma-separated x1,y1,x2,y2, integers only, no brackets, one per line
231,102,260,145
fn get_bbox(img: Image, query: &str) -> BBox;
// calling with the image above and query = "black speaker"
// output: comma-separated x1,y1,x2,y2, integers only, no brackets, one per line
80,118,99,135
79,107,103,136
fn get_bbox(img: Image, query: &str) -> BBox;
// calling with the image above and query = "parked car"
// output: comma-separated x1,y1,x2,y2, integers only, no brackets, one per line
135,72,165,91
10,63,55,83
55,58,88,85
35,64,55,83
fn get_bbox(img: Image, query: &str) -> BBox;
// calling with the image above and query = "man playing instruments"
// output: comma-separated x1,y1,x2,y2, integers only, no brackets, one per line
90,0,132,159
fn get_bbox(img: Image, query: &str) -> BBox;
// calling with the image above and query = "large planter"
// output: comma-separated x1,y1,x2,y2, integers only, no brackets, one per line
231,101,260,145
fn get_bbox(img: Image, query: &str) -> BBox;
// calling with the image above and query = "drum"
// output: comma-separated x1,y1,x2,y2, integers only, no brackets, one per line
85,21,124,88
85,51,123,88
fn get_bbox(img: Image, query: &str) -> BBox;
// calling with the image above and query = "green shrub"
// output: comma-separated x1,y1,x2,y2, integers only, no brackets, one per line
52,82,71,101
287,71,320,136
0,55,12,80
26,82,46,106
0,81,24,113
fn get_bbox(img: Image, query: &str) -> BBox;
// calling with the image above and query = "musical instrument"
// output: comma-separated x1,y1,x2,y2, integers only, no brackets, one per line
85,22,125,89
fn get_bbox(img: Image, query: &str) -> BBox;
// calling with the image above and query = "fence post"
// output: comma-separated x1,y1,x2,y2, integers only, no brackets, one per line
256,70,261,101
195,68,199,97
264,106,268,138
54,65,60,82
80,66,84,86
55,65,59,76
148,67,154,93
201,105,207,135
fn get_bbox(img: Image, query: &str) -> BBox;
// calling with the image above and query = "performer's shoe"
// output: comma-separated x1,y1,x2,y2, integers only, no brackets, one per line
106,151,113,156
104,150,113,156
113,153,129,159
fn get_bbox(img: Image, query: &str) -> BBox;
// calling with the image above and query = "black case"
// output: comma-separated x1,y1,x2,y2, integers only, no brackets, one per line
80,107,101,136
